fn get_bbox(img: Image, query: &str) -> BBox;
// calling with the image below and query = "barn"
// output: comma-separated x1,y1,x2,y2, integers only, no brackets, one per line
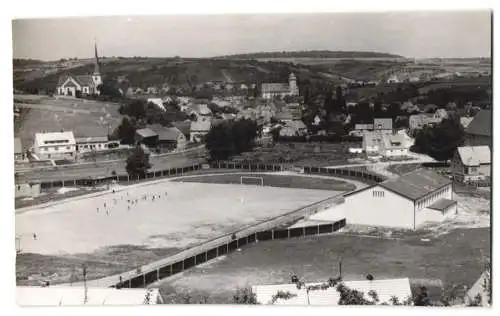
311,169,457,230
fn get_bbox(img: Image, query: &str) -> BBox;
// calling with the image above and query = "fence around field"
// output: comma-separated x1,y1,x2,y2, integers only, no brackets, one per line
211,161,387,184
83,193,346,289
34,159,387,191
37,163,205,189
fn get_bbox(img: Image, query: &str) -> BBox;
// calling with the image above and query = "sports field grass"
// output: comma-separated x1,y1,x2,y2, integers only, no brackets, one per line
172,173,357,191
16,179,343,285
157,227,490,304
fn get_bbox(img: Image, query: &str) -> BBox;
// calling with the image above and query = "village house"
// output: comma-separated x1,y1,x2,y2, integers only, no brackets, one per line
75,136,119,154
373,118,393,132
361,130,408,158
148,124,188,150
279,120,308,137
261,73,299,99
312,169,457,230
135,128,159,148
172,121,191,140
33,131,76,161
465,110,491,148
146,86,158,95
147,98,165,111
14,137,25,162
409,109,448,134
190,117,212,143
460,116,474,129
56,43,102,97
451,146,491,184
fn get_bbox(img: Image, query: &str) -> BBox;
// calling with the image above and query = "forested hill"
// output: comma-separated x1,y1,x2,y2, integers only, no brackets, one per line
216,50,404,59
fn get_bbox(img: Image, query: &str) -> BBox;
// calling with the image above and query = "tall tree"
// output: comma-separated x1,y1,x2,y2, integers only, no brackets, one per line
125,146,151,178
205,119,258,161
412,116,465,161
113,117,137,145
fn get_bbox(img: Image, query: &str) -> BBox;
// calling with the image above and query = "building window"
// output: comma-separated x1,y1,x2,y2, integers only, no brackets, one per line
66,146,70,150
373,190,384,198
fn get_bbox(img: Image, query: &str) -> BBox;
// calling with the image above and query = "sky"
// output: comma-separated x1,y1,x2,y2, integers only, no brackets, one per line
12,11,492,60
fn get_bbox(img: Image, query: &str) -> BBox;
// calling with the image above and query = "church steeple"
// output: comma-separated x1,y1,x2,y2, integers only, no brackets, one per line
91,39,103,92
93,40,101,75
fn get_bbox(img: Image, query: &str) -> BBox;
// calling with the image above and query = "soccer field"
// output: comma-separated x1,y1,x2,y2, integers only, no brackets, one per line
16,181,339,256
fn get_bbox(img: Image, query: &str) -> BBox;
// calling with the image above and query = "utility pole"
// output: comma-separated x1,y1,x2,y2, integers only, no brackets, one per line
83,264,88,305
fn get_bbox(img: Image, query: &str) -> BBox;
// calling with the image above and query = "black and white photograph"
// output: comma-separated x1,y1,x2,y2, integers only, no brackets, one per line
9,7,492,308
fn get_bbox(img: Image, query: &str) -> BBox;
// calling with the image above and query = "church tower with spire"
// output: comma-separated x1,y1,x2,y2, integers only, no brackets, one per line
91,40,103,92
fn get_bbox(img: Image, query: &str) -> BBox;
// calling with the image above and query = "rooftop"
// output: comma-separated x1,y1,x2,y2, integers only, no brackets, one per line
135,128,158,139
261,83,290,93
457,146,491,166
466,110,491,137
190,118,212,132
16,287,162,306
252,278,412,305
148,124,183,141
75,136,109,144
427,198,457,212
34,131,76,147
373,118,393,130
378,169,452,200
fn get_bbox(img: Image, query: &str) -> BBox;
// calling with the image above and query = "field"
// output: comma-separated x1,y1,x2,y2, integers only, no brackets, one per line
158,227,490,304
16,176,349,285
172,173,357,192
14,95,123,150
156,190,491,303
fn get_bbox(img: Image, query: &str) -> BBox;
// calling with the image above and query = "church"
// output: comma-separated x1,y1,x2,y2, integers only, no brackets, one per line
56,43,103,97
261,72,299,99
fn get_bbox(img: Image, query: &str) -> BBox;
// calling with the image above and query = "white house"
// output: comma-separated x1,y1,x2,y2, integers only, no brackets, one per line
252,278,412,305
190,118,212,142
362,131,382,155
451,146,491,183
33,131,76,161
380,133,408,157
147,98,165,111
312,169,457,229
56,43,102,97
17,287,163,306
75,136,119,154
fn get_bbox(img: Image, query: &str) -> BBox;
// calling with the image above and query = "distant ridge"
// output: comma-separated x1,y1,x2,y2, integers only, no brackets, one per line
215,50,404,59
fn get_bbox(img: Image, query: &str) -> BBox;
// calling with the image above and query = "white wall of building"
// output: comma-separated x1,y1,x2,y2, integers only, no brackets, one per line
383,148,409,157
415,204,457,227
342,186,415,229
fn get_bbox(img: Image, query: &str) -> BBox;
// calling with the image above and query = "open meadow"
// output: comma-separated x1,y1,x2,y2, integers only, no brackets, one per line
16,176,349,285
14,95,123,149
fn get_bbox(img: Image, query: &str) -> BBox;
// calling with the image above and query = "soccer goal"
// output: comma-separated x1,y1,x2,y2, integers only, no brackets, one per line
240,176,264,186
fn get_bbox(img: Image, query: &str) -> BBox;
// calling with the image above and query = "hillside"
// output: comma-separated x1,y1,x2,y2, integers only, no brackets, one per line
14,57,349,93
216,50,404,59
